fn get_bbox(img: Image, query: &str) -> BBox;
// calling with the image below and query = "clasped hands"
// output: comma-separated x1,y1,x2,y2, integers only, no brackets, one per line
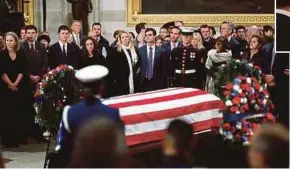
30,75,40,83
8,83,18,91
265,69,289,87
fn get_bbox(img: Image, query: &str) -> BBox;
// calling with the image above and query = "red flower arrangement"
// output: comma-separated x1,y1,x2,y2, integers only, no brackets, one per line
217,60,276,145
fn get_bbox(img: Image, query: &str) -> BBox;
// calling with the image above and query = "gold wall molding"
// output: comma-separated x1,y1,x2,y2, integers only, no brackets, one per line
21,0,34,25
126,0,274,26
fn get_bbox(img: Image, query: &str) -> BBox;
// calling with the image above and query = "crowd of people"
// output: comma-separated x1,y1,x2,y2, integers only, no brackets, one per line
0,18,289,167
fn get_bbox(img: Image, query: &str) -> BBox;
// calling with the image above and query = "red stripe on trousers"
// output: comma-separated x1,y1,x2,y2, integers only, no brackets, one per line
126,118,222,146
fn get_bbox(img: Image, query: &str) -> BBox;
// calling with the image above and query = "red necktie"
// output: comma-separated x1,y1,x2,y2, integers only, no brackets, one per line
30,44,35,55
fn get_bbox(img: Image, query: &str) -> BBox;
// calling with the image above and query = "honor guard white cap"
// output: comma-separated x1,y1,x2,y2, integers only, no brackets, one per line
180,27,194,36
75,65,109,83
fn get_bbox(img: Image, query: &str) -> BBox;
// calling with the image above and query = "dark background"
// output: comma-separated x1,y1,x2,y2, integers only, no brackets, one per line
142,0,274,14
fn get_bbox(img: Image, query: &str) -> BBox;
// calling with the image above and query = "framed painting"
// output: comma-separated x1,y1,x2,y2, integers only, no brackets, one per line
126,0,274,26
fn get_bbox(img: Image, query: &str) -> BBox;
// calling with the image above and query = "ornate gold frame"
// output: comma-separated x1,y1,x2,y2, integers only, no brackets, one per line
17,0,34,25
126,0,274,26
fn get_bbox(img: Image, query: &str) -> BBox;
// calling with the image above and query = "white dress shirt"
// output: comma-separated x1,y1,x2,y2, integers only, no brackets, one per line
170,42,177,51
227,35,232,42
58,41,68,54
28,41,36,50
72,33,80,46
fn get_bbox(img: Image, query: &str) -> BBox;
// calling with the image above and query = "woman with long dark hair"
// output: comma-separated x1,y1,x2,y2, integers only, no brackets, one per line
80,36,105,68
242,35,264,66
205,36,232,94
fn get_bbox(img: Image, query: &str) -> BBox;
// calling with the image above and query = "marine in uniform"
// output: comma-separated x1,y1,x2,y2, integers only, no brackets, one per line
50,65,124,167
170,27,204,89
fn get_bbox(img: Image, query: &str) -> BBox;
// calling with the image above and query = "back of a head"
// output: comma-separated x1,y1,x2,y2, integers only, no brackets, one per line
167,119,193,153
250,123,289,168
69,118,127,168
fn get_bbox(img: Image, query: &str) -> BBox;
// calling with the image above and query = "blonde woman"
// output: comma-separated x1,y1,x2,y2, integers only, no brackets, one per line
192,32,207,87
0,32,29,147
107,31,140,96
192,32,207,63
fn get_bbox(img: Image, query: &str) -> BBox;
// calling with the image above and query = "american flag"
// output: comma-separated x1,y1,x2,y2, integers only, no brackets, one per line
102,88,225,146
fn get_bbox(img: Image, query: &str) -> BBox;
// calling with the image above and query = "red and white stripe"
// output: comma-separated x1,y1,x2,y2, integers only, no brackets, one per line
103,88,225,146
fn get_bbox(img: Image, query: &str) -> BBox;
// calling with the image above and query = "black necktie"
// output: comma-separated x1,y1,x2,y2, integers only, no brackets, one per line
62,44,66,56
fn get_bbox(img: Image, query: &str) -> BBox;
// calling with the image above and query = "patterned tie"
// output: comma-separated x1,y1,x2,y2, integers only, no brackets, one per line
76,35,80,47
147,47,153,79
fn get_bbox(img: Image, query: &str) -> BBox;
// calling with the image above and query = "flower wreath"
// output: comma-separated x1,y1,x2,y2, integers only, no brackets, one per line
34,65,82,134
215,60,276,145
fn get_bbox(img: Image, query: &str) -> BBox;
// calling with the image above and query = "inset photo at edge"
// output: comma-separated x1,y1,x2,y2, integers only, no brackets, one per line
275,0,290,52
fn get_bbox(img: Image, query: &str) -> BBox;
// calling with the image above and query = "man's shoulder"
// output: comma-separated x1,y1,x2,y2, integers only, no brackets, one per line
231,37,240,45
156,46,165,52
50,42,59,48
101,36,109,43
139,45,147,51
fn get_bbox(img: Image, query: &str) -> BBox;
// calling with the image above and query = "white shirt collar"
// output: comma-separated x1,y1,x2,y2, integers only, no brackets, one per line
227,35,232,42
58,40,68,46
72,32,80,36
28,41,36,47
147,44,156,50
276,9,290,18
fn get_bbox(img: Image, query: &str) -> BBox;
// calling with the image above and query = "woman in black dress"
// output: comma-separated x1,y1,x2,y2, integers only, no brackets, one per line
0,32,29,147
80,37,105,68
107,31,140,97
242,35,263,66
192,32,207,88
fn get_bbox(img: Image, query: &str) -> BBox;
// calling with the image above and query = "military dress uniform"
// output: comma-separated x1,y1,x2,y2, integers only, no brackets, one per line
171,45,203,89
49,65,124,168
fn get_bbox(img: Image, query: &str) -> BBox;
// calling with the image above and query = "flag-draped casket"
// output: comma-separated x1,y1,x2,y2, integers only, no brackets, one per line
102,88,225,147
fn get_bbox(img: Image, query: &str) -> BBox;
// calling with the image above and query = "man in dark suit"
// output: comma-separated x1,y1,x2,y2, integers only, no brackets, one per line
20,25,47,142
67,0,92,35
235,25,248,55
276,0,290,52
48,25,81,69
162,26,182,87
91,22,109,47
71,20,86,48
261,43,289,128
200,25,215,52
220,21,241,59
162,26,182,53
21,25,46,83
139,28,167,92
